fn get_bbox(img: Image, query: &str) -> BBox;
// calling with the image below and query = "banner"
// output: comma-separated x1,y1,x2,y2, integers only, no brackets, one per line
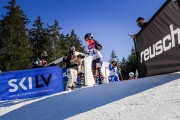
136,0,180,77
0,66,64,100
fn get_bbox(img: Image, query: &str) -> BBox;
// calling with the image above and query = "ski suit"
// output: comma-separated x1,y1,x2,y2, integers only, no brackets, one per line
63,51,81,90
87,39,103,84
108,63,119,82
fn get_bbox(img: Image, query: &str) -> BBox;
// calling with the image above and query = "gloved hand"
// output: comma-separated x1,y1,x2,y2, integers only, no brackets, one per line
72,64,78,67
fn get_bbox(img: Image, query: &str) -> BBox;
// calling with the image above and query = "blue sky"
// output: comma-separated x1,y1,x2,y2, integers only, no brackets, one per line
0,0,166,62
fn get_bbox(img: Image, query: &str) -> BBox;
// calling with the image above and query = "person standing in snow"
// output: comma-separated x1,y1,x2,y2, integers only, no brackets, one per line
63,46,82,90
41,51,48,67
108,58,123,82
32,51,48,68
84,33,103,85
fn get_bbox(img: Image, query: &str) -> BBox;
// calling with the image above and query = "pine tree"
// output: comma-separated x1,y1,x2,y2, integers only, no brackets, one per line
47,20,62,49
109,50,122,68
109,50,117,62
69,30,85,53
120,57,128,80
126,46,137,76
47,19,63,61
29,16,51,61
0,0,31,71
60,30,85,55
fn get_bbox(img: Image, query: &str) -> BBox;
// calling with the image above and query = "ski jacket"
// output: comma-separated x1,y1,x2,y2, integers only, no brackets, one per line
109,63,119,77
87,40,102,60
41,58,47,66
63,51,80,69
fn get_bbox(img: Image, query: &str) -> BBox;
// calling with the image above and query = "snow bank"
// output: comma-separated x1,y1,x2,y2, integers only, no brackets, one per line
0,72,180,120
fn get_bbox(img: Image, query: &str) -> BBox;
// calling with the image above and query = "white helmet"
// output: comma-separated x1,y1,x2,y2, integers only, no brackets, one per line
129,72,134,78
70,46,75,52
111,58,117,63
41,51,48,57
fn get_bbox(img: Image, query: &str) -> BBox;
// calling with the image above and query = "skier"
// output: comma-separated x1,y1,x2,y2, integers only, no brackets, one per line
63,46,82,90
84,33,103,85
108,58,122,82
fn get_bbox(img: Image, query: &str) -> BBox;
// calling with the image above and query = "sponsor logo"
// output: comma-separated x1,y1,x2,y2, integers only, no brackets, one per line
8,74,52,92
140,24,180,63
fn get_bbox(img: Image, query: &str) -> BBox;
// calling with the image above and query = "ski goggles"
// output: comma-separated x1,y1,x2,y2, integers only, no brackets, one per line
85,37,92,41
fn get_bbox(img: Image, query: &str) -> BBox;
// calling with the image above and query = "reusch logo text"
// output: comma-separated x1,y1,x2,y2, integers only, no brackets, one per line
140,24,180,63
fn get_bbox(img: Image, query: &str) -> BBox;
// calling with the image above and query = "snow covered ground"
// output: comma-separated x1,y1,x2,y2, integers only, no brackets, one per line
0,72,180,120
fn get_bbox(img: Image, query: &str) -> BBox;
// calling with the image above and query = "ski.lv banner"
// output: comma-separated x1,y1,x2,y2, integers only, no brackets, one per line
0,66,64,100
136,0,180,77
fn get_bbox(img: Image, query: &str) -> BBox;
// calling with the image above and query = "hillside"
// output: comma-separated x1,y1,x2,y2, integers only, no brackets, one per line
0,72,180,120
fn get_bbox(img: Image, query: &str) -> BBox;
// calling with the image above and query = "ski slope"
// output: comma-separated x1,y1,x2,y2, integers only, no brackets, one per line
0,72,180,120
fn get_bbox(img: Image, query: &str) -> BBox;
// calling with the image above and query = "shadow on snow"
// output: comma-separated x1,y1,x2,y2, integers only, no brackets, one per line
1,72,180,120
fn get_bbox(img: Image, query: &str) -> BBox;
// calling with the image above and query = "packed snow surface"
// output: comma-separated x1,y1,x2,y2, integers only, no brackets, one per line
0,72,180,120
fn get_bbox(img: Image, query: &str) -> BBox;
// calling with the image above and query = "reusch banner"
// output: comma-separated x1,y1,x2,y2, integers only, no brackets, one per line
0,66,64,100
136,0,180,77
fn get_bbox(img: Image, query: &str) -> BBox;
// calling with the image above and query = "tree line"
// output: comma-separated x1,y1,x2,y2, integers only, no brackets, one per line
0,0,85,71
0,0,137,80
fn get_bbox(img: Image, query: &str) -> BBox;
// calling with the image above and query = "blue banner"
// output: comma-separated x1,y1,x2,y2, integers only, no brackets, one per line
0,66,64,100
62,68,68,90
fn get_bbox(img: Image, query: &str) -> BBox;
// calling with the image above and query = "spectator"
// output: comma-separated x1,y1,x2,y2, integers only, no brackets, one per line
32,57,42,68
84,33,103,85
128,17,147,77
128,72,135,80
41,51,48,67
129,17,147,39
63,46,83,90
136,17,147,29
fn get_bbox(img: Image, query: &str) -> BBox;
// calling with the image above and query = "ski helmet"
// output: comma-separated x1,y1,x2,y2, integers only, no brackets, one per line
111,58,117,63
129,72,134,78
84,33,93,41
41,51,48,58
70,46,75,52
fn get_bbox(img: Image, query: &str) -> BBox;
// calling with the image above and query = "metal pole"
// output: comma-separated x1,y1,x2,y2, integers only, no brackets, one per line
133,38,140,78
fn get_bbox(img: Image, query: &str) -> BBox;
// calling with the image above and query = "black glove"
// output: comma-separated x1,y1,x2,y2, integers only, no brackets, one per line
71,64,78,68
